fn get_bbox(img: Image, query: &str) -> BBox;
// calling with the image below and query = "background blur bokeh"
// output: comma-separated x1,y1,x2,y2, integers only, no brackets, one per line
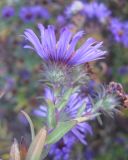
0,0,128,159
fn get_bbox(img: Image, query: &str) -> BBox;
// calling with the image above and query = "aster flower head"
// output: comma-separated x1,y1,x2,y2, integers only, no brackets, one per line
2,6,15,19
84,2,111,23
56,15,66,27
84,3,95,19
109,18,124,43
24,24,106,67
118,66,128,75
121,21,128,47
49,134,76,160
109,18,128,47
33,6,50,20
33,87,92,145
19,6,35,22
23,24,106,85
95,3,111,23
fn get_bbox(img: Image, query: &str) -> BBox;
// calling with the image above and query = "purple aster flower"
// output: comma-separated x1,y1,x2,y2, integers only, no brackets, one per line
109,18,128,47
18,69,31,81
109,18,124,43
118,66,128,75
84,3,95,19
85,148,94,160
4,77,15,92
1,6,15,19
18,113,29,126
49,134,76,160
121,21,128,47
84,2,111,23
23,24,106,67
64,93,93,145
56,15,66,27
34,87,93,159
114,137,125,145
19,6,35,22
33,87,93,145
32,6,50,20
95,3,111,23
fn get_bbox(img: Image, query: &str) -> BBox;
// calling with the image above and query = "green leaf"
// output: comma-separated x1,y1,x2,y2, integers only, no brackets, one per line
46,99,56,129
57,87,78,110
21,111,35,141
9,139,21,160
26,127,47,160
46,120,76,145
77,102,86,117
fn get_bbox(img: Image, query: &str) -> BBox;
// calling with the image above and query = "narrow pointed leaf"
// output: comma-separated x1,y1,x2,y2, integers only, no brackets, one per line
46,99,56,129
57,87,78,110
25,127,47,160
46,120,76,145
21,110,35,141
9,139,21,160
77,102,86,117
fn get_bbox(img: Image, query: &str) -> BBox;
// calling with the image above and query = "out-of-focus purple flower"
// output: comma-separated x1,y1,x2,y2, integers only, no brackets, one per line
118,66,128,75
95,3,111,23
84,2,111,23
109,18,128,47
85,148,94,160
18,69,31,81
56,15,66,27
23,24,106,67
109,18,124,43
84,3,95,19
49,134,76,160
114,137,125,145
19,6,35,22
19,6,50,22
65,0,85,17
18,113,28,126
121,22,128,47
1,6,15,19
33,87,93,145
4,77,15,91
32,6,50,20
